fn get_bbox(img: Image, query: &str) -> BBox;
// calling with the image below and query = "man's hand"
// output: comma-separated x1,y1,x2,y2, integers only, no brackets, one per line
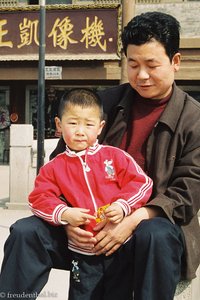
64,224,97,250
93,207,162,256
64,207,162,255
92,216,133,256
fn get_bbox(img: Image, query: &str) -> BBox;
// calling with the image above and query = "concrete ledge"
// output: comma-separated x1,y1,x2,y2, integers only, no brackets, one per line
6,202,29,210
174,216,200,300
174,265,200,300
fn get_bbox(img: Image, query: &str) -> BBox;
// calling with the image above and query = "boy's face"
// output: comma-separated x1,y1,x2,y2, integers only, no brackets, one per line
126,39,180,99
55,104,105,152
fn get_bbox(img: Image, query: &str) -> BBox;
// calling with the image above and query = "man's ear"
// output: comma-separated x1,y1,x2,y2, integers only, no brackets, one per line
55,117,62,133
172,52,181,72
98,120,106,136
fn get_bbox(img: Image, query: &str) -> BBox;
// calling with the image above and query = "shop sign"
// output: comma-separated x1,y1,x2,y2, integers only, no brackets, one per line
0,5,121,61
45,66,62,79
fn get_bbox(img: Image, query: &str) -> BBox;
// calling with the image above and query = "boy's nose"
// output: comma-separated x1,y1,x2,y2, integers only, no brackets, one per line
76,126,84,134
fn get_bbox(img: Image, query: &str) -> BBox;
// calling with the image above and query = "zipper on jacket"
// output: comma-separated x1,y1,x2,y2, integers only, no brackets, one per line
79,156,98,213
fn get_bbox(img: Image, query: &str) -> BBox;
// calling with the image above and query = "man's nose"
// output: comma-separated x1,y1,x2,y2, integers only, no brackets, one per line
137,68,149,80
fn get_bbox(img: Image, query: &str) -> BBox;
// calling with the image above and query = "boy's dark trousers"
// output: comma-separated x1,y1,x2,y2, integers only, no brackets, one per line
68,247,134,300
0,216,184,300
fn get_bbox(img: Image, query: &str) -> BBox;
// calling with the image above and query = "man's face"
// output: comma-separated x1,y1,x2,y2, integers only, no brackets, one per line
126,40,180,99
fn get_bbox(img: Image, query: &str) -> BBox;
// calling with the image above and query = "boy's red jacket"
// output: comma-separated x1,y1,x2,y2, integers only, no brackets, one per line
29,142,153,254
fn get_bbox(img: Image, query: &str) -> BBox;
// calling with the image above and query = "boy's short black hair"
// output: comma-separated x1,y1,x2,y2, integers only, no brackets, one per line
58,88,104,120
122,11,180,61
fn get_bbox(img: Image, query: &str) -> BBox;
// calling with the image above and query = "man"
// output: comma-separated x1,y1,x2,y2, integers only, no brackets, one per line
0,11,200,300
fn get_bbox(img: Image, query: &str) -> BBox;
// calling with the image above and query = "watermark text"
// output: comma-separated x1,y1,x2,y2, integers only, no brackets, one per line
0,291,58,299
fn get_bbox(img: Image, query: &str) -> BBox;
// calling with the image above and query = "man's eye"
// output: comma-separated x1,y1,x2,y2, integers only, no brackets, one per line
129,64,138,69
148,65,158,69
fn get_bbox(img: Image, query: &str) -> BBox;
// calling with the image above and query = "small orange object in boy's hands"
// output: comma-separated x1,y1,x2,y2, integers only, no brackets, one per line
95,204,110,223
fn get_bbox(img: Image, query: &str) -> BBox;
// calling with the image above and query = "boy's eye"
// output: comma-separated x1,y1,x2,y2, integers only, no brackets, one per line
87,123,94,127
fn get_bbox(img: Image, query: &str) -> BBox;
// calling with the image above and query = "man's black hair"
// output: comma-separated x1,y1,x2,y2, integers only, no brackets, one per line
122,11,180,61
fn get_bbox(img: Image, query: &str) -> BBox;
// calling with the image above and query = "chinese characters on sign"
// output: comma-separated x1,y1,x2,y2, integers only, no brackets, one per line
81,16,107,51
45,66,62,79
17,18,39,48
0,7,120,60
0,19,13,48
48,16,78,49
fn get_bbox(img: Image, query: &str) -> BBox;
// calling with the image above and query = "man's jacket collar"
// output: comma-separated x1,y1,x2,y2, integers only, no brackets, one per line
158,83,186,132
117,83,186,133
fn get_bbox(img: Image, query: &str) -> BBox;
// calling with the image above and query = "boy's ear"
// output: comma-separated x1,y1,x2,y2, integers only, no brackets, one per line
98,120,106,136
55,117,62,132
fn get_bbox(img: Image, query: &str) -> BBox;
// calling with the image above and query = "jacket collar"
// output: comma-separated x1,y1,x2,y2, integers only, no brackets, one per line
116,84,136,118
117,83,186,133
65,140,101,157
158,83,186,132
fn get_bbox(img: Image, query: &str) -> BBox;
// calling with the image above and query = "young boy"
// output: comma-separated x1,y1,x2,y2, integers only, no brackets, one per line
29,88,153,299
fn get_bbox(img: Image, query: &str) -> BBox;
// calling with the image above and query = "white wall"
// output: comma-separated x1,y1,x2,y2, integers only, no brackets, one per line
7,124,59,209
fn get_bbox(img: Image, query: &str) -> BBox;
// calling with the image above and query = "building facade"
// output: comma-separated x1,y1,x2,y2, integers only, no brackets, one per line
0,0,199,163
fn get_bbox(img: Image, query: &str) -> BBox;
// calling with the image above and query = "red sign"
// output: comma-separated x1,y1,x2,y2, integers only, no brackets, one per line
0,5,121,61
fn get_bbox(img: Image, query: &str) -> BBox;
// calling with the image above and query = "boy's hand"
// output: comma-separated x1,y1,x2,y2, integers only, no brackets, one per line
61,207,95,227
104,203,124,223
